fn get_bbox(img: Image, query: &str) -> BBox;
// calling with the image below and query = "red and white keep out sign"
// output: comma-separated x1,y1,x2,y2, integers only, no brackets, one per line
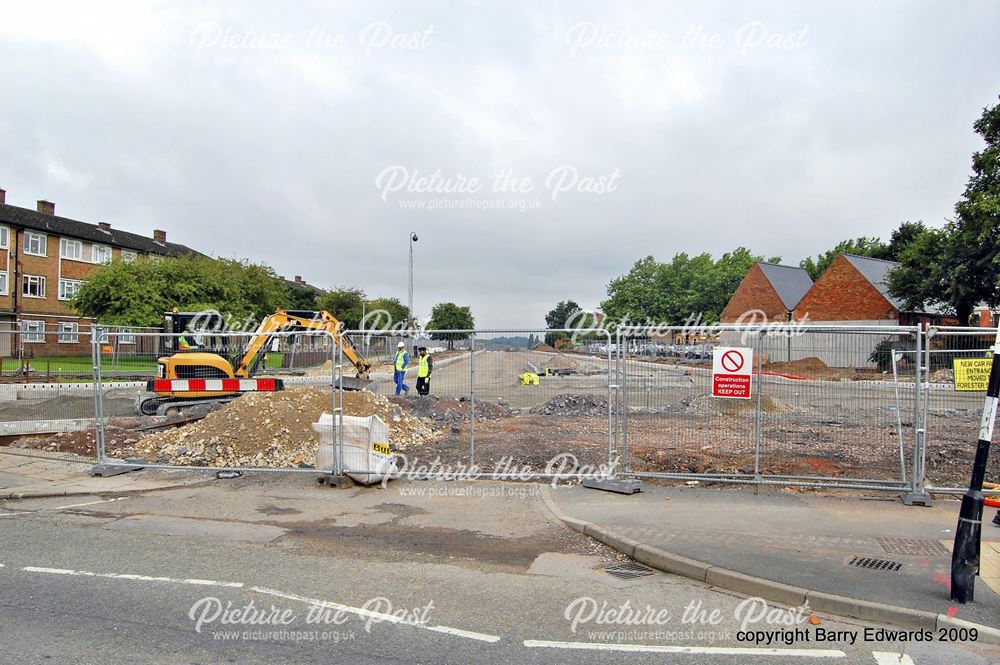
712,346,753,399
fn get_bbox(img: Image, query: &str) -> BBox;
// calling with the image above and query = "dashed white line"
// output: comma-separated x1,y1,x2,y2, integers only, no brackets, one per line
49,497,127,511
522,639,846,658
251,586,501,643
21,566,243,588
873,653,915,665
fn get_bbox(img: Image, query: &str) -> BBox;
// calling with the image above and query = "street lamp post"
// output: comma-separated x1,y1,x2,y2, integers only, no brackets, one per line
408,232,418,329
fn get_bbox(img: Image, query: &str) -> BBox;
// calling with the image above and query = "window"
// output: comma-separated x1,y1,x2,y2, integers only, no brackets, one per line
0,226,8,249
119,328,136,344
24,232,47,256
23,320,44,343
148,254,162,264
0,271,7,296
58,322,79,343
22,274,46,298
60,238,83,260
93,245,112,264
59,279,83,301
121,250,138,263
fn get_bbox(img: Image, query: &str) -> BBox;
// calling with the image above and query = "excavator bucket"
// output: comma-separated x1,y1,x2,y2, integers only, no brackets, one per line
338,376,377,392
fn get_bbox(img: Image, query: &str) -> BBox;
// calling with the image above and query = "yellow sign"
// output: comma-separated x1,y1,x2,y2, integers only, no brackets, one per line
954,358,992,392
372,441,391,456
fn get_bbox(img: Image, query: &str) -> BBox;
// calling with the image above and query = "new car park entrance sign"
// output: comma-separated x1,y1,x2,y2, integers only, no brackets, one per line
712,347,753,399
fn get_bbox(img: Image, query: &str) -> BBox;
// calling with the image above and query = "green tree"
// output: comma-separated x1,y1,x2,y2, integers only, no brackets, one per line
73,256,292,326
427,302,474,349
544,300,581,346
316,287,366,329
601,249,778,325
888,100,1000,325
799,237,889,280
362,297,411,332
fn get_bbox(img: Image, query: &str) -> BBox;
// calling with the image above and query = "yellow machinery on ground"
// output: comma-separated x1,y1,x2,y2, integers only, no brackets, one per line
135,309,373,415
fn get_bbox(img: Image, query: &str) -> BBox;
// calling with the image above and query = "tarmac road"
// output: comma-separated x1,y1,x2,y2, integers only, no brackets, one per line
1,477,997,664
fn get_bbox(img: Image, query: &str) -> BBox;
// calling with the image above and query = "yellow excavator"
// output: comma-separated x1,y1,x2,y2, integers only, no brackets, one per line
135,309,374,415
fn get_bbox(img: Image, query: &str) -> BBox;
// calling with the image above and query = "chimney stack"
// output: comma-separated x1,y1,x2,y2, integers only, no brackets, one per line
153,229,166,243
98,222,111,232
294,276,303,284
0,188,5,204
37,200,55,215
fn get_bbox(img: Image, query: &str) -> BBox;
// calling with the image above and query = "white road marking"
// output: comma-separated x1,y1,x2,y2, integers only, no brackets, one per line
251,586,501,643
21,566,243,588
873,653,915,665
523,639,846,658
49,497,127,511
0,513,19,517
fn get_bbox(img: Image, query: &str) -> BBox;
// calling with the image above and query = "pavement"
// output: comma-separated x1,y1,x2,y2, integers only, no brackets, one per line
0,448,206,498
543,482,1000,633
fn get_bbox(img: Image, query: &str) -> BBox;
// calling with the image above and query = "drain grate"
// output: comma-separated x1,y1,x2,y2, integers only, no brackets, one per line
604,561,655,580
850,556,902,572
876,538,950,557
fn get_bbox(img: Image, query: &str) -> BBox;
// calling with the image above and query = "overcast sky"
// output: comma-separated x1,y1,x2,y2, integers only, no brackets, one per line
1,1,997,329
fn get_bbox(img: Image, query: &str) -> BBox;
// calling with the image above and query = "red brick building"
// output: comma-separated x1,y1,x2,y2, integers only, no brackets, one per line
793,253,954,326
720,262,813,323
0,189,201,356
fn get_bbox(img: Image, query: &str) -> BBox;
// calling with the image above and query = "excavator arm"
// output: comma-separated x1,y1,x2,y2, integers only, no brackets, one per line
234,309,372,379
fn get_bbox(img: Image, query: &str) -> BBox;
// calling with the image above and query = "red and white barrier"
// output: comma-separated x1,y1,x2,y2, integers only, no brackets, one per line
146,378,284,393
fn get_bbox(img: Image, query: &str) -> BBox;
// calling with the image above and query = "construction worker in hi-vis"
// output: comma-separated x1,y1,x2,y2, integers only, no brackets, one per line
393,341,410,395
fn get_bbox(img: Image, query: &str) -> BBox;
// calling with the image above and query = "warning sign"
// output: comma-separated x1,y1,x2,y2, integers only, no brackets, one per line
953,357,992,392
712,347,753,399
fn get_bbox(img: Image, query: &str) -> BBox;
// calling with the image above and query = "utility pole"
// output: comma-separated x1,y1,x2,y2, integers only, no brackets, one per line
951,325,1000,603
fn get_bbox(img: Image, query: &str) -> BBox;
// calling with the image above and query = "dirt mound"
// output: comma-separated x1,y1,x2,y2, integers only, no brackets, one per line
682,394,789,416
764,357,851,380
119,388,438,467
929,368,954,383
532,342,557,352
391,395,517,423
530,393,612,417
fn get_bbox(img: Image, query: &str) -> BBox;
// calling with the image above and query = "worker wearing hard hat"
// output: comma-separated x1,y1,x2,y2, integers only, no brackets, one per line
416,347,433,395
393,341,410,395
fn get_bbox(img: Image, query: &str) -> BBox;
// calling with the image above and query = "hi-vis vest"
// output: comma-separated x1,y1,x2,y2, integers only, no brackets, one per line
417,355,430,378
178,335,192,350
394,351,407,371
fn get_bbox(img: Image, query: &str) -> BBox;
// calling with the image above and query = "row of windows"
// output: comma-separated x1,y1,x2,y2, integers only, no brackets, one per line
0,227,139,262
20,321,136,344
22,321,81,344
4,273,84,300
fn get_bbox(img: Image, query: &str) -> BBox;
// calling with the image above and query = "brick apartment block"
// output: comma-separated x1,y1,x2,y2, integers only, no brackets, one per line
0,188,200,357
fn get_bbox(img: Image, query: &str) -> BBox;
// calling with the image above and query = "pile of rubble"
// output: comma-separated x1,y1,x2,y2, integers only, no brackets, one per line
530,393,612,417
119,388,438,467
392,394,517,423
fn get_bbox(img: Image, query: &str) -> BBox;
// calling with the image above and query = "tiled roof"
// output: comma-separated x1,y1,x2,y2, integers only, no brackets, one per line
0,203,203,257
756,262,813,310
842,254,950,315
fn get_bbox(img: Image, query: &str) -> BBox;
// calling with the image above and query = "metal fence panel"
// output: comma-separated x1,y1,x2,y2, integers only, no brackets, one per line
921,326,1000,492
337,329,613,481
615,325,920,491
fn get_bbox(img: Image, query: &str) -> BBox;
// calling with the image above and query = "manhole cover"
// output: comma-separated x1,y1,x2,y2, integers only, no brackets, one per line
850,556,902,572
604,561,655,580
876,538,950,557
